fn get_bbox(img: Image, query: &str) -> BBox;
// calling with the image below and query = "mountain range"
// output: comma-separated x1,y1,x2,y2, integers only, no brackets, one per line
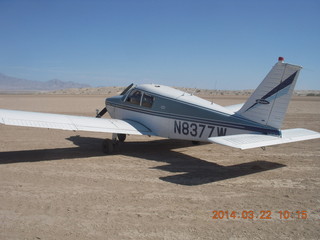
0,73,91,91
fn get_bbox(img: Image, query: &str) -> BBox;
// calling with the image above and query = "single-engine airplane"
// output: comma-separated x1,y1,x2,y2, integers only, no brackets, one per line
0,57,319,153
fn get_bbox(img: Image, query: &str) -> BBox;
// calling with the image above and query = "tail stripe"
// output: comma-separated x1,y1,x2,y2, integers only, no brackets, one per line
237,60,302,129
244,71,297,112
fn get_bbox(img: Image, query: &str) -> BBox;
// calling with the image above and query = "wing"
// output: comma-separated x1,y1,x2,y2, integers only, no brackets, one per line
0,109,153,135
208,128,320,150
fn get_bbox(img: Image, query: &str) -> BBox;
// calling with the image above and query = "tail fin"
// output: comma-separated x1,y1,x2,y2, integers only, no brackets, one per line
237,57,302,129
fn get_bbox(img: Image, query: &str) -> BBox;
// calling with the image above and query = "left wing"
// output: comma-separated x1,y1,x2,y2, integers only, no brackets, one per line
208,128,320,150
0,109,153,135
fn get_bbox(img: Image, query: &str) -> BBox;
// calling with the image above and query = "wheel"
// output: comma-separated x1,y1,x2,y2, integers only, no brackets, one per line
102,139,114,154
117,134,126,142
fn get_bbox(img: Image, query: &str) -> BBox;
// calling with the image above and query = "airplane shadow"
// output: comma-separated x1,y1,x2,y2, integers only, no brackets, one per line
0,136,105,164
0,135,285,186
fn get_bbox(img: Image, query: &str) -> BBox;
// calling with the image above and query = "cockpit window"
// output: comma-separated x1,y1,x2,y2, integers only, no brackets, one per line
126,90,142,105
125,89,154,108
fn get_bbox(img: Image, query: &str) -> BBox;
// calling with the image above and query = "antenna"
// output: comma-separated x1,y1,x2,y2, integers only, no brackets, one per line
191,87,198,96
211,80,218,104
181,87,194,96
181,87,185,96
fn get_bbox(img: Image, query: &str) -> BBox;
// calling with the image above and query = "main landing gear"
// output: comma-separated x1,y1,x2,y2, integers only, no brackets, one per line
102,133,127,154
95,107,127,154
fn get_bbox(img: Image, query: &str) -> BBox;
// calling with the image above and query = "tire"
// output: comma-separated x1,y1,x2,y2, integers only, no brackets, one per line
117,134,126,142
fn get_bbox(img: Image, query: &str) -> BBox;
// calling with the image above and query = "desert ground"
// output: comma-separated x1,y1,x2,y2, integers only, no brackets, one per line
0,91,319,240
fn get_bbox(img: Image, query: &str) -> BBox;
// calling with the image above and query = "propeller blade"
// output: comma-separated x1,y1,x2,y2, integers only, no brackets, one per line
96,107,107,118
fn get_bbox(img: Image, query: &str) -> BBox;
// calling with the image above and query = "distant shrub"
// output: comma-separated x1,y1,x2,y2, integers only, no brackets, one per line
306,93,320,97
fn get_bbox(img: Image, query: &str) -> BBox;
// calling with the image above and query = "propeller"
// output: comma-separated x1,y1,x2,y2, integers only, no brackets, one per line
96,83,134,118
96,107,107,118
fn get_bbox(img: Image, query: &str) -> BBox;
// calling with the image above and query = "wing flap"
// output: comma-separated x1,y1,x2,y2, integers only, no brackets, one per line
0,109,153,135
208,128,320,149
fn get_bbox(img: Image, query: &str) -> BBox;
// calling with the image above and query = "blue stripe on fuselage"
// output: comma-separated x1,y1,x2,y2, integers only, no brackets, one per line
106,98,280,135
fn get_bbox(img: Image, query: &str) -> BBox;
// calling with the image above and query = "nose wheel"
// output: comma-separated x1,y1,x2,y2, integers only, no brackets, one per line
102,134,126,154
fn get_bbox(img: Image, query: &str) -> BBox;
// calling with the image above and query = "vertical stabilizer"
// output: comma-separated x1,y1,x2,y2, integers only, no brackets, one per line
237,58,302,129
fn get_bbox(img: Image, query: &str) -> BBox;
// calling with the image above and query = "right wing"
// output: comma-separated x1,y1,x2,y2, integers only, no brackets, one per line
0,109,153,136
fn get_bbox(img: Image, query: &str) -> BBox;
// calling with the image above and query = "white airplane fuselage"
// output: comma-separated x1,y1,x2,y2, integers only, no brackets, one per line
1,58,319,151
106,84,280,142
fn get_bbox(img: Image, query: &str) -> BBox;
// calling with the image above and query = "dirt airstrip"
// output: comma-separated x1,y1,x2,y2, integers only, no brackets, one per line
0,93,319,240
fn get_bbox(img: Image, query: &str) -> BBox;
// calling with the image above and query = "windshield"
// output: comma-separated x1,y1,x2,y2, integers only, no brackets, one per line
120,83,135,95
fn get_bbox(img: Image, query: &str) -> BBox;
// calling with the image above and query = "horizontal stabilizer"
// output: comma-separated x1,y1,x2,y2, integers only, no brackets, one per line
208,128,320,150
0,109,153,135
224,103,244,112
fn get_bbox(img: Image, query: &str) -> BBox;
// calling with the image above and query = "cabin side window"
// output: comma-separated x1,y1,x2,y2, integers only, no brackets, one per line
126,90,142,105
141,93,154,108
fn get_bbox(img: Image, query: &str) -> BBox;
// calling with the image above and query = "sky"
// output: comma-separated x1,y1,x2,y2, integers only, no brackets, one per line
0,0,319,90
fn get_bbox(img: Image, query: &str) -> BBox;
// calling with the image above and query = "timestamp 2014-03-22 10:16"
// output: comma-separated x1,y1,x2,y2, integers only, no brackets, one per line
211,210,308,220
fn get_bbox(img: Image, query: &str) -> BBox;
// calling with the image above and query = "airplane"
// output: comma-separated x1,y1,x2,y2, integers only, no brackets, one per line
0,57,319,154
